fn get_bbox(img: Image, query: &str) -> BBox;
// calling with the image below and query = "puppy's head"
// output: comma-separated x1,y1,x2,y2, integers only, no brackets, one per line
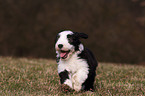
55,30,88,60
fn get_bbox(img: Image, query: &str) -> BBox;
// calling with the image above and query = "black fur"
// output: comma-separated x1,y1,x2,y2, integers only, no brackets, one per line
73,32,88,39
59,70,69,84
56,56,60,63
66,31,98,91
78,48,98,91
55,34,60,43
67,32,88,51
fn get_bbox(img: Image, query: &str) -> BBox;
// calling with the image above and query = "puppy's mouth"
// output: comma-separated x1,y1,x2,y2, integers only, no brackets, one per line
60,50,71,59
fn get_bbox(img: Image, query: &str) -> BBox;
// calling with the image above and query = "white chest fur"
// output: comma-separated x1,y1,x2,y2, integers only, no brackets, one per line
58,53,88,74
58,53,89,91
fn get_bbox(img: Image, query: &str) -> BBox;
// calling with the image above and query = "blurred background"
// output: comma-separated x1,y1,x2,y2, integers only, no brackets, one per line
0,0,145,64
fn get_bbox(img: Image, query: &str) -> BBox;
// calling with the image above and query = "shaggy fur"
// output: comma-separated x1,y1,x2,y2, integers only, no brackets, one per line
55,30,98,91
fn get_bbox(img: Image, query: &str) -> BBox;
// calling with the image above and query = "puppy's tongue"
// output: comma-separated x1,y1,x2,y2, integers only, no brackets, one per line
60,52,67,58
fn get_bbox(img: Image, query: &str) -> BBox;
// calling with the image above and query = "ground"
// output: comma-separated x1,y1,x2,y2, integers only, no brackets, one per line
0,57,144,95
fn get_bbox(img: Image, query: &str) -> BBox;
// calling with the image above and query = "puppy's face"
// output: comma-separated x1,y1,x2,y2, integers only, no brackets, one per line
55,30,88,60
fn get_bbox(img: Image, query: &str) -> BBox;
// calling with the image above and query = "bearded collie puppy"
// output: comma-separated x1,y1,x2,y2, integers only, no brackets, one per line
55,30,98,92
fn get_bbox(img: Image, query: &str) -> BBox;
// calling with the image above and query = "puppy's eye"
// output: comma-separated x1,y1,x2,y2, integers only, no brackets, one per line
67,35,73,42
56,35,60,39
67,35,72,38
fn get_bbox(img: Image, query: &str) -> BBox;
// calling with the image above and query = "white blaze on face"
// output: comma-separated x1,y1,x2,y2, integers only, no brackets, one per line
55,31,74,51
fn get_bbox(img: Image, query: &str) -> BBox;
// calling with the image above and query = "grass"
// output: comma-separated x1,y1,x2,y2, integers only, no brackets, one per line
0,57,145,96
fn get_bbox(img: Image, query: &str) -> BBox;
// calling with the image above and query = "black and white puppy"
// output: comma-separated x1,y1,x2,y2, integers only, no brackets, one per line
55,30,98,91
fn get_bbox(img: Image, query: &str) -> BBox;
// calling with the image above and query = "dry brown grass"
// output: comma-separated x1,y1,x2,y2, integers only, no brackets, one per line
0,57,145,95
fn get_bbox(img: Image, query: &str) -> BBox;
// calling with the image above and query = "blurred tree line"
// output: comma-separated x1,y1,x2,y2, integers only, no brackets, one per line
0,0,145,64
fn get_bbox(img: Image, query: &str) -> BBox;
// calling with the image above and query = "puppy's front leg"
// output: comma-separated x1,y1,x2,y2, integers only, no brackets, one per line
59,70,73,92
72,69,89,91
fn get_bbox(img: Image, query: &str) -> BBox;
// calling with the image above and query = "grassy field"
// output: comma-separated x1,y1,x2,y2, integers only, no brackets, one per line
0,57,145,96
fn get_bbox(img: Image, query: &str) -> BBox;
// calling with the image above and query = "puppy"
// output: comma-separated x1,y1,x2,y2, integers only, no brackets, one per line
55,30,98,92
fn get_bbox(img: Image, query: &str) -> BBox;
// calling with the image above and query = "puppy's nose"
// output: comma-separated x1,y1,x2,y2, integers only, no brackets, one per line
58,44,63,49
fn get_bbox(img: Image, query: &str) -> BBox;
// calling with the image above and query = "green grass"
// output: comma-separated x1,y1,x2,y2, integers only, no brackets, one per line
0,57,145,96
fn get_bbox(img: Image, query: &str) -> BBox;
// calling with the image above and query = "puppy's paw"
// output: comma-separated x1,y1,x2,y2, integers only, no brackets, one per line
73,84,82,92
60,84,74,92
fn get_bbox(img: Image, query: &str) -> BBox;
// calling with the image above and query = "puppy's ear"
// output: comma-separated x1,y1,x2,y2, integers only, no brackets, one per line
73,32,88,39
78,33,88,39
